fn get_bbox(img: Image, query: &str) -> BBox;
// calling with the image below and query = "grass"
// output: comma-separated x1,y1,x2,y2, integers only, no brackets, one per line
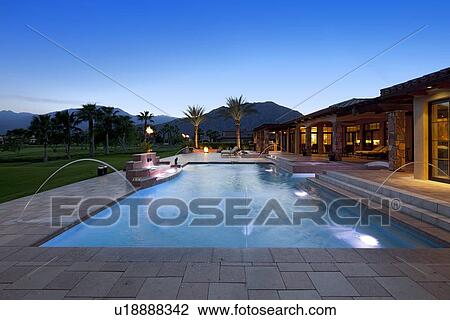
0,144,181,203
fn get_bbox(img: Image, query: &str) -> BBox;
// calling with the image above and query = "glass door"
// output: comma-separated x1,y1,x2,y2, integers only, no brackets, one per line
430,100,450,182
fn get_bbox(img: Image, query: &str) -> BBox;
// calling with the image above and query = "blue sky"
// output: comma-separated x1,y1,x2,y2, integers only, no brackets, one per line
0,0,449,117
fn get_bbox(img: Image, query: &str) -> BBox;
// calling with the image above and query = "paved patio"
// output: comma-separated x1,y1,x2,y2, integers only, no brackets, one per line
0,154,449,299
342,169,450,204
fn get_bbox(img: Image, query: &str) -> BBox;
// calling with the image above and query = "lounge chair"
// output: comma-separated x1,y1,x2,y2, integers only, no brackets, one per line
355,145,388,158
221,146,240,157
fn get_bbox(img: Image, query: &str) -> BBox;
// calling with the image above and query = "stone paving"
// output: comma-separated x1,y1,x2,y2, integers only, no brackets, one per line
0,247,449,299
0,154,449,299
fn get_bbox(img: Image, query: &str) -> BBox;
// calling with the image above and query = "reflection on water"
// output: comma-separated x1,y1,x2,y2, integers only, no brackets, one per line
43,164,442,248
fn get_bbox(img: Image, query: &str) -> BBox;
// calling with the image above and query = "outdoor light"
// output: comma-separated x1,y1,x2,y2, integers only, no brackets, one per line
427,86,433,89
145,126,154,134
181,133,185,138
203,146,209,153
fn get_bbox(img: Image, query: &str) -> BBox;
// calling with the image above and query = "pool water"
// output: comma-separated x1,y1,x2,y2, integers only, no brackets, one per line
42,164,442,248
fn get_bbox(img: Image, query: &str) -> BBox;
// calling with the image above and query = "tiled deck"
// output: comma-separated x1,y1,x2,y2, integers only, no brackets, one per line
0,154,449,299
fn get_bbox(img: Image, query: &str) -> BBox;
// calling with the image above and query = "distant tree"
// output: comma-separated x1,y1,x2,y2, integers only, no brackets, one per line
114,115,135,151
98,106,118,155
160,123,171,144
137,111,154,142
206,129,221,142
222,95,255,149
4,128,30,152
77,103,97,157
53,110,79,159
29,114,52,162
183,105,205,149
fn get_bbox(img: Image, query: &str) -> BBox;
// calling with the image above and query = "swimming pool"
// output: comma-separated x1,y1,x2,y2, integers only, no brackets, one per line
42,164,442,248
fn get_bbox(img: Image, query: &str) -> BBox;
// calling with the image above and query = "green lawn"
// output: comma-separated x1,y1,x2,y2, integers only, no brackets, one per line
0,145,180,203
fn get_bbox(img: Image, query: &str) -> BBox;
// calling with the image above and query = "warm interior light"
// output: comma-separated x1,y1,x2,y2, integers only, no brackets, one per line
373,139,380,146
203,146,209,153
145,126,154,134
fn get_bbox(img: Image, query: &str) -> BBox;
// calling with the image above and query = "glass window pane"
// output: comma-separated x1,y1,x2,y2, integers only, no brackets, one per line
432,102,449,122
431,100,450,181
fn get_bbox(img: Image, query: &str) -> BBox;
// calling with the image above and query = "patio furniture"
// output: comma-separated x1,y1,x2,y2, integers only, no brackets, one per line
355,145,388,159
221,146,240,157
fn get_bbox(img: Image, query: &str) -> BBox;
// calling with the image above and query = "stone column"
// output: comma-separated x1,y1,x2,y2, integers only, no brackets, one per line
332,121,343,160
358,125,365,151
380,121,387,146
388,111,406,171
285,130,289,153
274,131,279,152
263,130,269,152
317,123,324,154
305,127,312,156
294,125,300,154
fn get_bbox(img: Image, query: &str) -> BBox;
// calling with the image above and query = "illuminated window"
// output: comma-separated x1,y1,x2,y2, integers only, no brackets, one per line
430,100,450,182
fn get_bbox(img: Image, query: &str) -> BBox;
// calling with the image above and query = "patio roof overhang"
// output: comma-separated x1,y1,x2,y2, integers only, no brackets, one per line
380,67,450,97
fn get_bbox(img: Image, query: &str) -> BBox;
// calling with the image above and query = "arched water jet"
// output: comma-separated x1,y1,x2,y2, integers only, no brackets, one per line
18,158,137,223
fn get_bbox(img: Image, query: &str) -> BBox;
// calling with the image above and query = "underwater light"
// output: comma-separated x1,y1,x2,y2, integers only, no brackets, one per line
294,191,308,197
359,235,379,246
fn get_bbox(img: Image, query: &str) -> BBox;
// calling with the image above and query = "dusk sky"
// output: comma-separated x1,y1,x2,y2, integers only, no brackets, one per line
1,0,449,117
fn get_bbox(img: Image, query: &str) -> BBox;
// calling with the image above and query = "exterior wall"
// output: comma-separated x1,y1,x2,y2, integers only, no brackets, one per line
388,111,406,170
414,90,450,180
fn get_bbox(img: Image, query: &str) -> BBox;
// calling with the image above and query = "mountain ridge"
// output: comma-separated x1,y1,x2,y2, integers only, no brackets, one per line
156,101,302,136
0,108,176,134
0,101,302,135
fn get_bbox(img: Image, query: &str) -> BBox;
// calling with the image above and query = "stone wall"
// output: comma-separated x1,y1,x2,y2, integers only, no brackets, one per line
388,111,406,170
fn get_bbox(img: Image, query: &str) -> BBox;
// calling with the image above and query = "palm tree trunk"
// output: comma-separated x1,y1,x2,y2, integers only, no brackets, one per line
194,125,199,149
105,131,109,155
143,120,147,142
67,141,71,159
89,116,94,157
236,123,241,149
43,136,48,162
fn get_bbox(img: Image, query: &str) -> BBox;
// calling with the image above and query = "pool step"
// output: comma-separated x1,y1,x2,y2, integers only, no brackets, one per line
312,173,450,232
308,177,450,245
324,171,450,218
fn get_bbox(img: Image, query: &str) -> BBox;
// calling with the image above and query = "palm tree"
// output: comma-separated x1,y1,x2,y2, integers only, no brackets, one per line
114,115,134,151
98,106,118,154
160,123,171,144
223,95,255,149
183,105,205,149
54,110,79,159
77,103,97,157
29,114,52,162
137,111,154,142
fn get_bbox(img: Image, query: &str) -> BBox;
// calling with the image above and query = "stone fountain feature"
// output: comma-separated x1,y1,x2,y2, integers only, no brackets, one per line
125,152,181,188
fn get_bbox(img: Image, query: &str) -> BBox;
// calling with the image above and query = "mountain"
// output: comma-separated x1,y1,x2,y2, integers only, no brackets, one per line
0,110,35,134
0,108,176,134
157,101,302,135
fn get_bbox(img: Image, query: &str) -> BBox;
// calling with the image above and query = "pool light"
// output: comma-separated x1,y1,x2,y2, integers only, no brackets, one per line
359,235,379,246
294,190,308,197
